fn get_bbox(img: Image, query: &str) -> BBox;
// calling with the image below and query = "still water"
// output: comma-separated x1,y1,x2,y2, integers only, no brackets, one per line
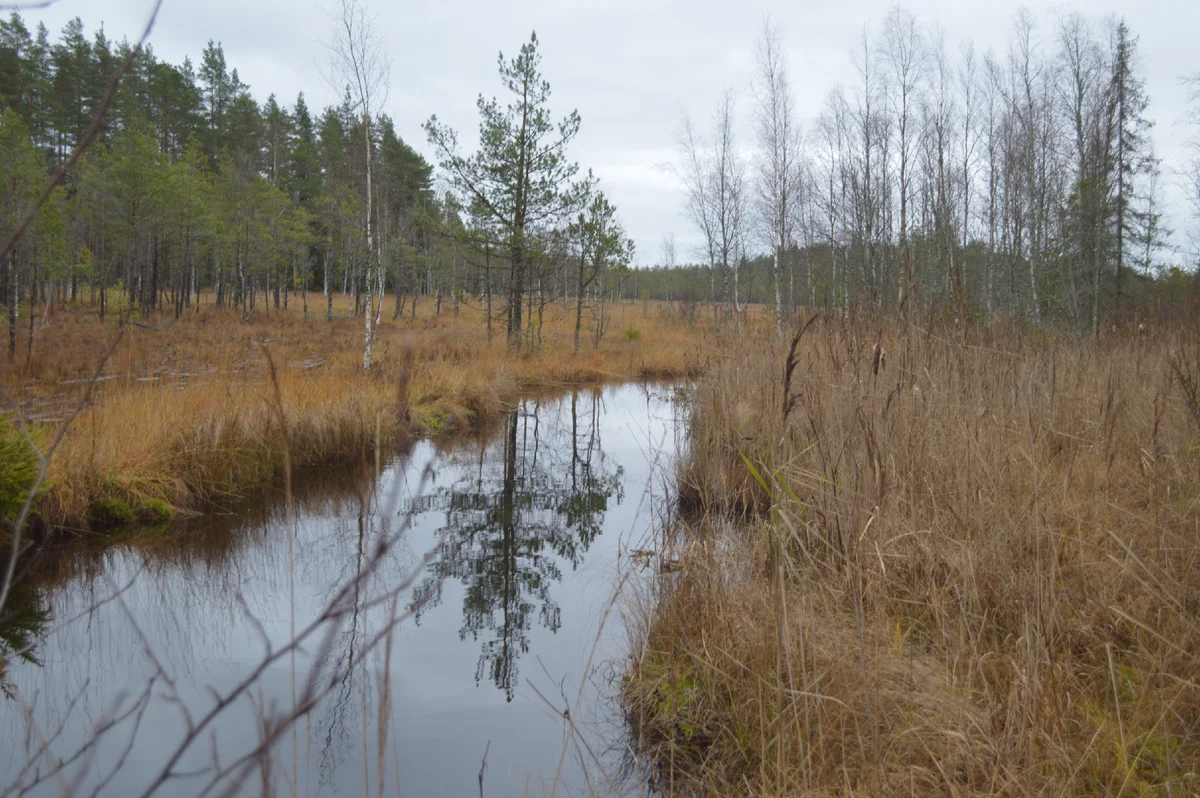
0,382,685,797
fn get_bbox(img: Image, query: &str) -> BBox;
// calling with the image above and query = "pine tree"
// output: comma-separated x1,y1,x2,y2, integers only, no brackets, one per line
198,40,231,163
262,94,291,187
425,32,592,349
26,23,51,156
0,15,34,123
49,17,91,154
1128,163,1169,278
226,80,262,175
149,58,202,156
169,136,213,314
104,119,167,312
317,105,350,319
0,109,44,357
288,93,321,208
1108,19,1152,316
87,25,115,147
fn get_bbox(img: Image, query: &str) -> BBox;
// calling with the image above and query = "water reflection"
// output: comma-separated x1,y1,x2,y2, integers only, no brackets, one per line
411,392,624,699
0,383,682,797
0,584,49,700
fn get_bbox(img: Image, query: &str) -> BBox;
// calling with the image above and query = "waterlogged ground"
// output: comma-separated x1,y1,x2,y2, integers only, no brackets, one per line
0,383,686,797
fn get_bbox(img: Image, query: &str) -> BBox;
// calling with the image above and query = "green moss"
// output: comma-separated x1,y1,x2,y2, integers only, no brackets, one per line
412,406,452,435
0,414,42,527
632,653,705,743
87,497,135,532
136,498,175,526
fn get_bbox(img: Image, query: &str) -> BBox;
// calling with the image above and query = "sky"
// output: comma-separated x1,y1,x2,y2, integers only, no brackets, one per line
19,0,1200,266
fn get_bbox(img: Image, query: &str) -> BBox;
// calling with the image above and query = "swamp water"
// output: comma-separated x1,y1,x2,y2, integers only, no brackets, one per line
0,382,686,797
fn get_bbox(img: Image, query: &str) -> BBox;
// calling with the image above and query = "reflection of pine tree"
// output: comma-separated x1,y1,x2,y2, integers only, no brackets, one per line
0,583,50,700
410,393,624,701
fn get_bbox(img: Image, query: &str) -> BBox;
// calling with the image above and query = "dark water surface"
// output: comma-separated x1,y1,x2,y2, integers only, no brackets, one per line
0,383,685,797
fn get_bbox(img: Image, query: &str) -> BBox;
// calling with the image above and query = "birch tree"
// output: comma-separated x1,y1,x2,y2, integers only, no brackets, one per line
671,114,719,314
713,91,747,321
881,6,924,312
921,27,957,307
326,0,389,371
1058,12,1106,332
671,90,747,326
850,28,888,307
1186,73,1200,265
1008,11,1048,324
662,234,676,278
957,42,980,317
816,88,851,313
982,51,1003,319
752,17,802,341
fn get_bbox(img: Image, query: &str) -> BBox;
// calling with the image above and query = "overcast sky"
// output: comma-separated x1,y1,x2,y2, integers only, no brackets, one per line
21,0,1200,265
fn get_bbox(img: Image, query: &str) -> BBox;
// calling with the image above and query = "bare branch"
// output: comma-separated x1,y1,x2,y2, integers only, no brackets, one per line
0,0,62,8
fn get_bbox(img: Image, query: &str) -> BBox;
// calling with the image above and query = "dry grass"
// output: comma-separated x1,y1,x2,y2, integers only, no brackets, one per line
625,317,1200,796
1,293,707,527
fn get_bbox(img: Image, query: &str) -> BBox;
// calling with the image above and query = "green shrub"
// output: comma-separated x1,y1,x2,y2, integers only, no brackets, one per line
621,327,642,343
0,415,41,528
87,497,135,531
136,498,175,526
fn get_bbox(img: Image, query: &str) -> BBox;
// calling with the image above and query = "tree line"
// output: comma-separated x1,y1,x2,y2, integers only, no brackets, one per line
0,5,635,366
661,9,1193,336
3,5,1195,363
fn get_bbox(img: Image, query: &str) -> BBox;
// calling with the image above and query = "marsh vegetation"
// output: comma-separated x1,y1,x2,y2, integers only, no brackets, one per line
2,0,1200,795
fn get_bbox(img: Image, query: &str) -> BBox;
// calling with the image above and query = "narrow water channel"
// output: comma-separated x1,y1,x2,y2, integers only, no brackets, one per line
0,382,685,797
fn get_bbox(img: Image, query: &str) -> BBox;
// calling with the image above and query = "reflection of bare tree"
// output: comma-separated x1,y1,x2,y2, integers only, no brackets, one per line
319,508,370,790
410,392,624,700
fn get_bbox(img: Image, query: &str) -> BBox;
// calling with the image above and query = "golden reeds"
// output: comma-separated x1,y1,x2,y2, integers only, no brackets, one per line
626,318,1200,795
3,294,704,526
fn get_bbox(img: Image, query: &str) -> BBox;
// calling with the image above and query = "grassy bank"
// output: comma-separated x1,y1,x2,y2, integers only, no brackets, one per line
1,295,706,531
625,318,1200,795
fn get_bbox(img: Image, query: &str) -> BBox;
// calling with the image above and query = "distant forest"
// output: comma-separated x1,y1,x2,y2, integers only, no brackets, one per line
0,13,446,325
670,9,1197,335
0,9,1197,344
